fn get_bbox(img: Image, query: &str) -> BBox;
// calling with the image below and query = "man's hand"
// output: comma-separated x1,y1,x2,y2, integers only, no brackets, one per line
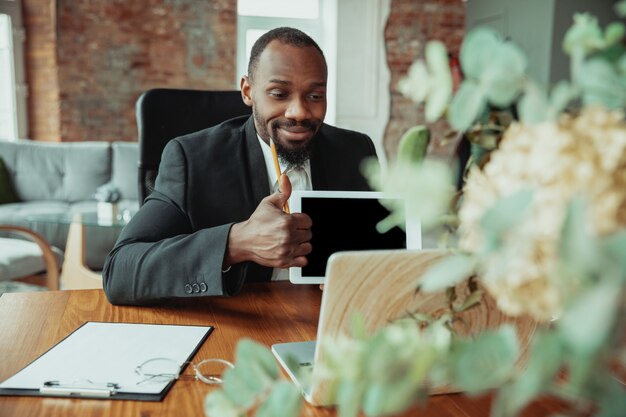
225,175,313,269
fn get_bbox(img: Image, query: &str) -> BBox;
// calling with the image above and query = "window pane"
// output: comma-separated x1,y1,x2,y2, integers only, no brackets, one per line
238,0,319,19
0,13,17,140
244,28,268,71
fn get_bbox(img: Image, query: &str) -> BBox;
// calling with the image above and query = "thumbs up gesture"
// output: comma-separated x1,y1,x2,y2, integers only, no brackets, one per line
224,174,312,269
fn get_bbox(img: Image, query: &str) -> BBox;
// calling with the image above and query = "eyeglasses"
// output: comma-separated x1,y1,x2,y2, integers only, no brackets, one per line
134,357,234,385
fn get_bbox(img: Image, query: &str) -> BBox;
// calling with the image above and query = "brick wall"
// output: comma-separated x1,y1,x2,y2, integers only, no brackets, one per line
384,0,465,160
23,0,60,142
23,0,464,155
24,0,237,142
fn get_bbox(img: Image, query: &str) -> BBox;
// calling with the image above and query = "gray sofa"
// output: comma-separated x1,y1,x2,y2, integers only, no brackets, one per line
0,139,139,270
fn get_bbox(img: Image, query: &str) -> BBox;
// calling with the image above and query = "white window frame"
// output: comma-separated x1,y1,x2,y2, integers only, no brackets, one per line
0,0,27,140
236,0,337,125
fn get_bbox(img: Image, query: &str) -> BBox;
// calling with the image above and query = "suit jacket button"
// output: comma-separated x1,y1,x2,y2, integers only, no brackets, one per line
185,284,193,294
191,283,200,293
199,283,207,292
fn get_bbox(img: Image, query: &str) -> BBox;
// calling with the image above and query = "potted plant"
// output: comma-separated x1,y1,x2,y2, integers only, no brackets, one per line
205,5,626,417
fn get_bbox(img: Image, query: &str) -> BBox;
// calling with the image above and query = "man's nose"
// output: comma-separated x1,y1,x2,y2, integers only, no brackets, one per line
284,97,311,121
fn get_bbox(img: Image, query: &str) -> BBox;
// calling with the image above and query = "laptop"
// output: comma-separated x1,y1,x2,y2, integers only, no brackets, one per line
288,190,422,284
272,249,539,406
272,249,460,406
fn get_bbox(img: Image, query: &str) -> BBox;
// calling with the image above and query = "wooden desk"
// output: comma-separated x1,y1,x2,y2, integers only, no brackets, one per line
0,283,565,417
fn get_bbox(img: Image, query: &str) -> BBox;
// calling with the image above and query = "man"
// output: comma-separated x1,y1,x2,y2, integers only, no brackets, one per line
103,27,378,305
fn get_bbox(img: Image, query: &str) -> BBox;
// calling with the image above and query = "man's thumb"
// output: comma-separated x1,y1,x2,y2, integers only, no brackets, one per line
268,173,292,209
279,173,292,199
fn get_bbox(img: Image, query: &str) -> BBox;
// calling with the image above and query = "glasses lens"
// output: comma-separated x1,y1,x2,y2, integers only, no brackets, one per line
136,358,181,384
194,359,234,385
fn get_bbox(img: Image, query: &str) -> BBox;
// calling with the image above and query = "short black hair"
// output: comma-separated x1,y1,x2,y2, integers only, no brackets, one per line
247,27,325,81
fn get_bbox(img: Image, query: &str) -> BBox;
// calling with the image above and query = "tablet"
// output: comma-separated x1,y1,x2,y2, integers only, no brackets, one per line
288,190,421,284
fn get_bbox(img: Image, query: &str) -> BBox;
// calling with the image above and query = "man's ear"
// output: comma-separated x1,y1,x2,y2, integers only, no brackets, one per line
240,76,253,107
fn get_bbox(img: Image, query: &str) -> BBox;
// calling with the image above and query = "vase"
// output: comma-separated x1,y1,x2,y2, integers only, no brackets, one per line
97,202,119,223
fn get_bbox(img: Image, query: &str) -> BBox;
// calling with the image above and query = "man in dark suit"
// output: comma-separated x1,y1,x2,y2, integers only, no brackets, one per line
103,27,378,305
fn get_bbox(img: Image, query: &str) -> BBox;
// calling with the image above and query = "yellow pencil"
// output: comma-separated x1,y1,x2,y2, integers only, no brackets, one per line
270,138,290,213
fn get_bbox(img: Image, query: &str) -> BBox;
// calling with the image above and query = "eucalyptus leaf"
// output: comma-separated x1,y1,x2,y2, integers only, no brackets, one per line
595,375,626,417
450,325,519,393
604,22,625,46
360,156,382,191
235,339,280,380
426,40,450,72
255,381,302,417
558,196,598,277
418,253,476,293
579,58,626,108
460,27,501,79
424,41,453,121
448,80,486,132
362,331,404,383
518,82,549,123
561,350,594,395
337,381,366,417
548,80,577,117
397,125,430,164
617,0,626,18
481,42,526,106
493,332,562,417
479,189,533,252
376,211,406,234
222,366,266,408
204,389,242,417
362,381,420,417
222,339,281,407
558,280,622,354
426,83,452,122
563,13,604,56
601,230,626,274
350,312,368,341
397,60,430,103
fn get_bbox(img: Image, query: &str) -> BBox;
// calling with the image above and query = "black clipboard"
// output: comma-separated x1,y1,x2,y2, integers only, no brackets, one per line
0,321,213,401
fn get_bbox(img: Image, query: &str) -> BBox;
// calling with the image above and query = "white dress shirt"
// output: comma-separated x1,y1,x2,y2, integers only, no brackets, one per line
257,135,312,280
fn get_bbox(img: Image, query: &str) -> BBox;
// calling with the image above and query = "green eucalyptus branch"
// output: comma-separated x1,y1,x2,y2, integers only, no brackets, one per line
206,8,626,417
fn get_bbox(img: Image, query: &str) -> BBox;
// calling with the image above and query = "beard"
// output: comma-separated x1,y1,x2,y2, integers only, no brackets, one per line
253,107,316,167
271,119,315,167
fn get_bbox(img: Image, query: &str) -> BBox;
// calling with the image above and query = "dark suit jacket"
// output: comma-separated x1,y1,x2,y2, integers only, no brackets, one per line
103,116,378,305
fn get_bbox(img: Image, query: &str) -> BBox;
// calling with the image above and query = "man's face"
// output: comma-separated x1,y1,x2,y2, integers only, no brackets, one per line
241,41,327,166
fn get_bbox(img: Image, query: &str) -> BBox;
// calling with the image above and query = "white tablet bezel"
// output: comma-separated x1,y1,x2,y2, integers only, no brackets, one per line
288,190,421,284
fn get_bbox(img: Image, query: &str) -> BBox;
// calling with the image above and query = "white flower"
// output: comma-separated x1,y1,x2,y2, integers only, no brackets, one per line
458,106,626,321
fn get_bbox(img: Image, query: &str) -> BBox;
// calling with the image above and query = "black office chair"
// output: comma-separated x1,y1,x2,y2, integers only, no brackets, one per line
135,89,252,205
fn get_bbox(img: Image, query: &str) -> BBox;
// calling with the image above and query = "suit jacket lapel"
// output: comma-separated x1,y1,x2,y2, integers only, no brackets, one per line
310,130,329,190
241,117,273,283
243,116,270,207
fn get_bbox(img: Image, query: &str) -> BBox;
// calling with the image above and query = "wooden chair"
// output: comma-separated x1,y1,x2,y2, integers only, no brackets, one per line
0,225,60,290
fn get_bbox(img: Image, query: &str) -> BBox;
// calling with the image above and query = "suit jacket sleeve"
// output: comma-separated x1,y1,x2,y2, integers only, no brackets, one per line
102,139,245,305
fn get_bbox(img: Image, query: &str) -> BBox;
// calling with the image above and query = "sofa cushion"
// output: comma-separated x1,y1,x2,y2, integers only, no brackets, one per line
0,157,20,204
0,140,111,202
111,142,139,201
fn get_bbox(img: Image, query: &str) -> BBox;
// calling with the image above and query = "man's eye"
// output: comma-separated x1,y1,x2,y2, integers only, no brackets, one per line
309,93,326,101
269,91,288,99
